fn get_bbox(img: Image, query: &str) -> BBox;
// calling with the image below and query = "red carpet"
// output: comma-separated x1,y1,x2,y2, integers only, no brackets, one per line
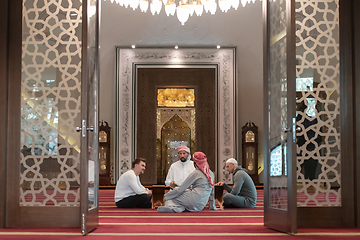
1,189,360,239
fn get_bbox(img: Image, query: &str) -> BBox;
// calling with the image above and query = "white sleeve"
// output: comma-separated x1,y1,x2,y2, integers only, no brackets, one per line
128,172,147,195
165,164,175,186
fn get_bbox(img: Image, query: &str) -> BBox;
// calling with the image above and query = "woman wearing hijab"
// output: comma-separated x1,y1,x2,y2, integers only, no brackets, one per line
157,151,218,213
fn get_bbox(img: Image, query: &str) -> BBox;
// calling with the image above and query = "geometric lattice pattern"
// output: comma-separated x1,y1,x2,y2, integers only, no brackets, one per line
20,0,82,206
295,0,341,207
268,0,288,210
270,145,282,177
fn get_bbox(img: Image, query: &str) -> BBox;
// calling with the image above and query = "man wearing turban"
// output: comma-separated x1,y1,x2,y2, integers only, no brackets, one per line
216,158,257,208
165,145,195,188
158,151,218,213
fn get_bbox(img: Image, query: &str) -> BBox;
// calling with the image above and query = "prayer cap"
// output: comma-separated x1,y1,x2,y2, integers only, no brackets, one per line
226,158,238,165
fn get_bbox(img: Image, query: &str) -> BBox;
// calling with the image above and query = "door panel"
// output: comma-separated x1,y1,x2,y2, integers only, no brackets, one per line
5,0,99,229
263,0,297,234
7,0,82,227
296,0,355,227
80,0,100,235
6,1,82,227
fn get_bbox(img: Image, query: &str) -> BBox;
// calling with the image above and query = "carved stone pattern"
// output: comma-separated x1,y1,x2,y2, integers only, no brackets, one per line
20,0,82,206
121,54,130,147
222,53,231,147
295,0,341,207
120,159,129,175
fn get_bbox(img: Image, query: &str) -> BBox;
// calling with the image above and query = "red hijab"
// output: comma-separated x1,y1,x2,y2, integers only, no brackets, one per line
192,152,214,186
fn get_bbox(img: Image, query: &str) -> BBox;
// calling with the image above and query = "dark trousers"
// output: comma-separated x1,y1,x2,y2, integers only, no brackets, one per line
115,194,152,208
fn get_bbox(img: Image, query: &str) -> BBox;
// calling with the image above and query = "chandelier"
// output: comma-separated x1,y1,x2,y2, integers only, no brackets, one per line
108,0,259,25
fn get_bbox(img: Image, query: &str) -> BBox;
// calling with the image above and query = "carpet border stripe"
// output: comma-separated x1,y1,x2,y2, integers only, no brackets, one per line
2,232,360,237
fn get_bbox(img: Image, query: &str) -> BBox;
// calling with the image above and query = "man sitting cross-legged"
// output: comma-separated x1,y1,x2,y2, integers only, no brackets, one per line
215,158,257,208
158,152,222,213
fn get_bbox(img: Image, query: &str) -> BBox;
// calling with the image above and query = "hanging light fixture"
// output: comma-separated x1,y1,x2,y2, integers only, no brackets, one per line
165,0,176,16
218,0,231,12
194,0,203,16
107,0,261,25
139,0,149,12
176,0,190,25
150,0,162,15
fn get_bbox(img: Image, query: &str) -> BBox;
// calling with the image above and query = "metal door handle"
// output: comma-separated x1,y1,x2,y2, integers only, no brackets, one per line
76,126,94,132
283,128,291,133
76,121,94,137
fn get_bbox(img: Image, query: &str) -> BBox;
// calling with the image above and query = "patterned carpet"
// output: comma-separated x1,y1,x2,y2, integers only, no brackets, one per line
1,189,360,239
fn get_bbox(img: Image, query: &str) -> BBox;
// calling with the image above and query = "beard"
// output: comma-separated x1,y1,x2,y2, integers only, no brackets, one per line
180,157,187,162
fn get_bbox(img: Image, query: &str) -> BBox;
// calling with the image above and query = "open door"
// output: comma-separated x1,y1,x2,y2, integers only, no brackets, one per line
80,0,100,235
263,0,297,234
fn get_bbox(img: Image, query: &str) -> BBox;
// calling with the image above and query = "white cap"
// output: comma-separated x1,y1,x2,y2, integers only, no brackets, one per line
226,158,238,165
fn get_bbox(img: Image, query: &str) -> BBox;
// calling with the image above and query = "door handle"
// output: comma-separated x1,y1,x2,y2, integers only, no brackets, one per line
76,122,94,137
76,120,88,137
283,128,291,133
283,118,297,142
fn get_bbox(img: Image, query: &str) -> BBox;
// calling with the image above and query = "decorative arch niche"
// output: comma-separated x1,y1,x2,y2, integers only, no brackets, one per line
160,114,191,184
115,47,237,183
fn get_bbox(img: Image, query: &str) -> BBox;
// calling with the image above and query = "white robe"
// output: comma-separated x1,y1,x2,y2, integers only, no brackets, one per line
165,159,196,186
163,168,216,212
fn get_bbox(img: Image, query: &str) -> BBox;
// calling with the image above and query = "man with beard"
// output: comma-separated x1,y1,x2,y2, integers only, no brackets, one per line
216,158,257,208
165,146,195,189
158,151,218,213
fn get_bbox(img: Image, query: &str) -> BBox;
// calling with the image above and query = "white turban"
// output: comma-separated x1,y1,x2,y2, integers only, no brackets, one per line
226,158,238,165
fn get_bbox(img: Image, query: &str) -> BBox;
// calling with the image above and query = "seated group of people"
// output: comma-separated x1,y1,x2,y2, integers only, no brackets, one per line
114,146,257,212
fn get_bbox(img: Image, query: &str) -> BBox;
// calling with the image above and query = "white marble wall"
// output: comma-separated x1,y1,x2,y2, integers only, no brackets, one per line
99,0,264,183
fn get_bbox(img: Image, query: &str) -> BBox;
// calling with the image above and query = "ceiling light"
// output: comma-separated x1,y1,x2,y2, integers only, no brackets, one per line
109,0,262,25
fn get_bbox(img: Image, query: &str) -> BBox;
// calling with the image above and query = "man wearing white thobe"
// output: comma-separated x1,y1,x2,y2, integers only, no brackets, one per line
165,146,195,189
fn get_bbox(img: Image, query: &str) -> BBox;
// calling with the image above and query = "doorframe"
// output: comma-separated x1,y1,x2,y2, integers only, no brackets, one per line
0,0,10,228
115,47,237,183
353,0,360,228
135,66,218,185
4,0,22,227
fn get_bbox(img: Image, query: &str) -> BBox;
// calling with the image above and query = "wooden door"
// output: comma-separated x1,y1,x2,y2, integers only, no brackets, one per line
80,0,100,235
263,0,297,234
3,0,99,230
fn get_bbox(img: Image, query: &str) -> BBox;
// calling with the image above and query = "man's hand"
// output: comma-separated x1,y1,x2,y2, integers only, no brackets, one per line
170,181,178,189
215,182,224,186
146,189,152,196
